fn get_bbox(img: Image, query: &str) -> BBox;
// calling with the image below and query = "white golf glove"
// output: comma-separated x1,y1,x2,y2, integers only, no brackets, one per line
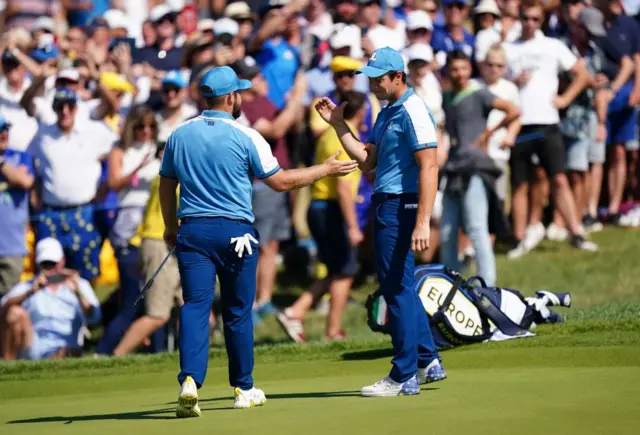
230,233,259,258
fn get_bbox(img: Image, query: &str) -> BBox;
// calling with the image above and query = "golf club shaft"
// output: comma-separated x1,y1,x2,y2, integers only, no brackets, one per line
133,245,176,307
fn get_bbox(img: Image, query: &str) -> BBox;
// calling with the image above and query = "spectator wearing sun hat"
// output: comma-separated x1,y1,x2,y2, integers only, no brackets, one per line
224,1,256,42
157,70,198,143
474,0,523,64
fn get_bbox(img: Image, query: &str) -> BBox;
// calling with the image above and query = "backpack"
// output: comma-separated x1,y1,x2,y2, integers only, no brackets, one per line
366,264,539,349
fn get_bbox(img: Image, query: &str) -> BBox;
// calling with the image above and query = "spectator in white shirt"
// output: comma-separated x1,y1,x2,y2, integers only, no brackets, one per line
405,10,434,47
475,0,523,65
0,238,101,361
358,0,405,55
473,43,521,202
504,0,596,257
28,88,117,282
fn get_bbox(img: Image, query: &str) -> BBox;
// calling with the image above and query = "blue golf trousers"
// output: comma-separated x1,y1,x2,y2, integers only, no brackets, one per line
373,193,439,383
176,217,259,390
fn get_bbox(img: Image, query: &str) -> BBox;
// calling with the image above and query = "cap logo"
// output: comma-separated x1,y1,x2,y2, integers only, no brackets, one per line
370,52,377,61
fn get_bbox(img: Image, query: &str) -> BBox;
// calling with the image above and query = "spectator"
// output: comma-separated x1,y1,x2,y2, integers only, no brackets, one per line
157,70,198,143
3,0,64,33
504,0,596,257
103,8,131,40
405,10,434,47
308,56,380,139
432,0,475,68
0,116,35,296
592,0,640,224
60,26,88,63
474,0,522,65
473,0,501,34
213,17,241,64
28,88,117,281
439,50,520,286
277,91,365,342
473,43,520,204
224,2,256,43
0,237,101,360
358,0,405,54
231,56,304,321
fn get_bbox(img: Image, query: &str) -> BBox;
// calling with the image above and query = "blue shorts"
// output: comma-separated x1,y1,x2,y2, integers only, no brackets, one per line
307,200,358,277
34,204,102,280
20,333,62,360
607,83,637,145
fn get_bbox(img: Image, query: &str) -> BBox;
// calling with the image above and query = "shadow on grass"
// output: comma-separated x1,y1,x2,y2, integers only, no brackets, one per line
5,406,234,424
342,348,395,361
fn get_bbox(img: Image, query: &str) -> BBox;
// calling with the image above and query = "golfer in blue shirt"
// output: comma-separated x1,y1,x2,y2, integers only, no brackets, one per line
159,66,357,417
316,47,447,397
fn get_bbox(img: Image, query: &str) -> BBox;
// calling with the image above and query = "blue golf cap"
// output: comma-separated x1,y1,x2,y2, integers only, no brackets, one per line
29,45,59,63
163,70,187,89
356,47,405,78
53,88,78,102
200,66,252,97
0,115,11,130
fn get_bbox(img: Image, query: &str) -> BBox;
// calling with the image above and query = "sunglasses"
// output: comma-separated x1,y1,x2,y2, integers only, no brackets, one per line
521,14,541,23
53,100,76,112
233,18,253,25
445,3,466,10
334,71,355,79
163,86,181,94
134,122,155,130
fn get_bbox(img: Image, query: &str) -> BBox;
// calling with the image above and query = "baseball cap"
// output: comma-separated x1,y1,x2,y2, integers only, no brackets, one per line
406,10,433,31
100,72,135,93
579,7,607,37
224,1,254,20
329,28,352,50
214,18,240,37
32,16,55,33
35,238,64,264
0,115,12,131
330,56,362,73
475,0,501,16
357,47,405,78
104,9,129,30
231,56,260,79
442,0,468,5
150,4,175,24
197,18,216,32
29,41,59,63
200,66,252,97
56,68,80,83
406,44,434,63
163,70,187,88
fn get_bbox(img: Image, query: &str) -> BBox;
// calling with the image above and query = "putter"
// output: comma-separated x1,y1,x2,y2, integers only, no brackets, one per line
133,245,176,307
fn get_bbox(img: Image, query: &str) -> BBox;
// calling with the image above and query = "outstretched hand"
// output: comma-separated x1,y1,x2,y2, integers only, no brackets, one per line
315,98,346,127
323,151,358,177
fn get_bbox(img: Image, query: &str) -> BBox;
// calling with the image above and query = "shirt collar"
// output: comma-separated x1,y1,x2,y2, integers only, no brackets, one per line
200,110,235,120
389,88,414,108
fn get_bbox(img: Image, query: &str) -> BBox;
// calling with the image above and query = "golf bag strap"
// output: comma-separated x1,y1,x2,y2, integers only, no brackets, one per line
470,288,532,337
437,273,465,313
466,275,487,289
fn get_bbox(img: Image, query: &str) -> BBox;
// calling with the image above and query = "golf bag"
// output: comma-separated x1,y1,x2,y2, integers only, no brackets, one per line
366,264,571,349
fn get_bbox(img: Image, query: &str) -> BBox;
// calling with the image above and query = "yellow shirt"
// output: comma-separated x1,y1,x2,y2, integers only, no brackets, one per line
311,121,362,201
129,176,179,247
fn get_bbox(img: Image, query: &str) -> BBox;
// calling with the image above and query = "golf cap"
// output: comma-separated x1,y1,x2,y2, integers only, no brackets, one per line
163,70,187,88
224,1,254,20
197,18,216,32
56,68,81,83
35,238,64,264
29,35,59,63
406,43,434,63
406,10,433,31
474,0,501,16
231,56,260,79
200,66,252,97
150,4,175,24
330,56,362,73
357,47,405,78
579,7,607,37
53,88,78,102
214,18,239,37
329,28,352,50
100,71,135,93
104,9,129,30
442,0,468,5
0,115,12,131
33,16,55,33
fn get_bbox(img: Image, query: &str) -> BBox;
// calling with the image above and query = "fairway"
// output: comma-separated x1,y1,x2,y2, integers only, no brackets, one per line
2,228,640,434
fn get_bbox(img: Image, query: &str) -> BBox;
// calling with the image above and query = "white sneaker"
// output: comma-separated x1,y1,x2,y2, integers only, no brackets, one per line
546,223,569,242
176,376,201,418
507,241,528,259
233,387,267,409
524,222,546,251
361,375,420,397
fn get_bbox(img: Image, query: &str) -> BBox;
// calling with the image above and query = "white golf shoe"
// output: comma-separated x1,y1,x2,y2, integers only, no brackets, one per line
176,376,201,418
233,387,267,409
361,375,420,397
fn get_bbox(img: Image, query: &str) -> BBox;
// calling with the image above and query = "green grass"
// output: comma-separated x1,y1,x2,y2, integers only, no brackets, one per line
2,227,640,434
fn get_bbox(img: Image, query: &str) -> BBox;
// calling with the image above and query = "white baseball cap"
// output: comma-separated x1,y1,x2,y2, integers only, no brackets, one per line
197,18,216,32
329,27,353,50
35,238,64,264
406,43,434,63
104,9,129,30
475,0,501,17
224,1,253,20
406,10,433,31
33,16,55,33
56,68,81,82
214,18,239,37
167,0,186,12
150,4,174,24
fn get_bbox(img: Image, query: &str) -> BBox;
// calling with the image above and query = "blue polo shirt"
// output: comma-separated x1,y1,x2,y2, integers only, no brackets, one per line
431,26,475,59
254,38,301,109
160,110,281,223
605,13,640,58
367,88,438,195
0,149,33,256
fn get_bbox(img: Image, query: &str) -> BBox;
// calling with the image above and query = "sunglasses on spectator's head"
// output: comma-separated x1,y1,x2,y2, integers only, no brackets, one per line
521,14,542,22
445,3,466,10
52,99,76,112
163,85,181,94
334,70,356,79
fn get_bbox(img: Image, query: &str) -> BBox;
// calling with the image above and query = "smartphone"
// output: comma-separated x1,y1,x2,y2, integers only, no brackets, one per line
110,37,137,58
46,273,69,285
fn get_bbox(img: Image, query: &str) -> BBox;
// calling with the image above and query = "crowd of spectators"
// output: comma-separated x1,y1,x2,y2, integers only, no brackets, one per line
0,0,639,358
